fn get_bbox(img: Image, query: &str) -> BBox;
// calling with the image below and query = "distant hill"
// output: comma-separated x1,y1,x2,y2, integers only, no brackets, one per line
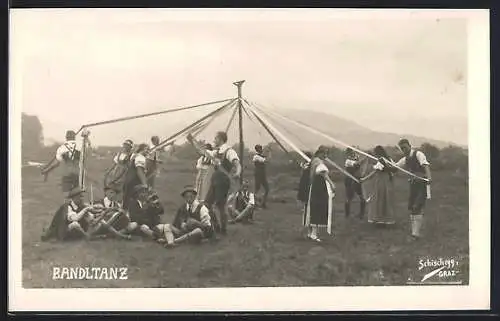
36,106,462,150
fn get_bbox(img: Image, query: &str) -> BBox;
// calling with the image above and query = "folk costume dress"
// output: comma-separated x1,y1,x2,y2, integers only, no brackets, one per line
367,159,397,225
55,140,81,193
105,151,132,189
195,155,214,202
122,153,147,210
304,158,335,235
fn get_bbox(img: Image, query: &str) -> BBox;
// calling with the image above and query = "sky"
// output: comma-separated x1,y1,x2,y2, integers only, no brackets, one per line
11,9,469,146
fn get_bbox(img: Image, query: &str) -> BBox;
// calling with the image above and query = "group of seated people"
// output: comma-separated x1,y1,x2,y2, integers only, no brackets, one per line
41,178,257,248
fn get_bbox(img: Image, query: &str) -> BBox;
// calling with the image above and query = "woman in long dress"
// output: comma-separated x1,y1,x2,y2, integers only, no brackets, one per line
298,152,312,225
104,139,134,190
304,146,336,242
195,143,214,202
360,145,397,225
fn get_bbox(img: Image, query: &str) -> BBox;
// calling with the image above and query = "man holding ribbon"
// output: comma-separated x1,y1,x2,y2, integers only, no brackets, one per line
395,139,432,240
187,131,241,236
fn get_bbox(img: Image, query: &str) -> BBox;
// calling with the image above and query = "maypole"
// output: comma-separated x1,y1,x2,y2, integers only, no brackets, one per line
233,80,246,185
79,129,91,190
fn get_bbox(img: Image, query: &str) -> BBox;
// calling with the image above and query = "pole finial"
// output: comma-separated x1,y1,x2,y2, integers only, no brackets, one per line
233,80,245,87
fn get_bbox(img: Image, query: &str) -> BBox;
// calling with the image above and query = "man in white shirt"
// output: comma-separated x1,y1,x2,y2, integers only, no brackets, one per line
146,136,164,188
162,186,214,247
395,139,432,240
41,130,82,195
187,131,241,236
90,184,138,239
344,148,366,219
253,144,270,209
228,180,256,224
41,186,103,241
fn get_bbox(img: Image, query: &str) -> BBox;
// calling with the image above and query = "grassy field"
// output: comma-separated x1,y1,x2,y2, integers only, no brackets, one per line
21,159,469,288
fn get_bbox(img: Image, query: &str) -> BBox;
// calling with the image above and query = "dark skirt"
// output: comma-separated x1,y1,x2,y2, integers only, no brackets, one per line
305,174,334,234
367,172,395,224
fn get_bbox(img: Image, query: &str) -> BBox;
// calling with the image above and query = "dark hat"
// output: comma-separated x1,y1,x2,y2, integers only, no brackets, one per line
67,186,85,198
255,144,263,151
181,185,197,197
66,130,76,140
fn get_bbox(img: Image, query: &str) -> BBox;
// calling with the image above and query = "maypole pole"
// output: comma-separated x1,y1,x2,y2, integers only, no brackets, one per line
233,80,245,185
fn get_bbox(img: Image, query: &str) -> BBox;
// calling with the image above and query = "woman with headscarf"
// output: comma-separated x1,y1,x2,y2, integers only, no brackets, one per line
104,139,134,191
194,143,214,202
304,146,336,242
360,145,397,225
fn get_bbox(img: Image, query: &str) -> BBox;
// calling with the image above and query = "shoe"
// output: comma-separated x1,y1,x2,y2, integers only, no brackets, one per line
308,235,322,243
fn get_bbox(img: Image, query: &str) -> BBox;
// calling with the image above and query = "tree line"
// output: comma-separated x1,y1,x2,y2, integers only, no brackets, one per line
22,113,468,174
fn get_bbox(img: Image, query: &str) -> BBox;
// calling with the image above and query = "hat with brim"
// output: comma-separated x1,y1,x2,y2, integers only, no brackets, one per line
181,186,197,197
123,139,134,147
67,186,85,198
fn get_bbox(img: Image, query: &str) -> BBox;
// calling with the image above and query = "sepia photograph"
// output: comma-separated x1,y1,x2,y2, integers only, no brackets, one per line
9,8,490,311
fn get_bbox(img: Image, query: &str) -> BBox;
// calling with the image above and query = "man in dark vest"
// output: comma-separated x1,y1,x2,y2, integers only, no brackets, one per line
41,187,102,241
344,147,366,219
395,139,432,240
253,144,269,209
187,131,241,236
162,185,214,247
228,180,256,224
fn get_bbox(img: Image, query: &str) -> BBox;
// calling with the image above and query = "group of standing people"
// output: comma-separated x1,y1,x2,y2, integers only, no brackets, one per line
298,139,432,243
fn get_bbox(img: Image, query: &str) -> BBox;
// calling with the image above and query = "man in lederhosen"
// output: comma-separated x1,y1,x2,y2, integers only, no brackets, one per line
41,130,82,196
146,135,164,188
253,144,270,209
344,147,366,219
395,139,432,240
187,131,241,235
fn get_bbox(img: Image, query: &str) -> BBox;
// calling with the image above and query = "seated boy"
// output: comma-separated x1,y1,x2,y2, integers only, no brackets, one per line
41,187,101,241
227,180,256,224
127,184,167,243
88,184,138,239
162,186,213,247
